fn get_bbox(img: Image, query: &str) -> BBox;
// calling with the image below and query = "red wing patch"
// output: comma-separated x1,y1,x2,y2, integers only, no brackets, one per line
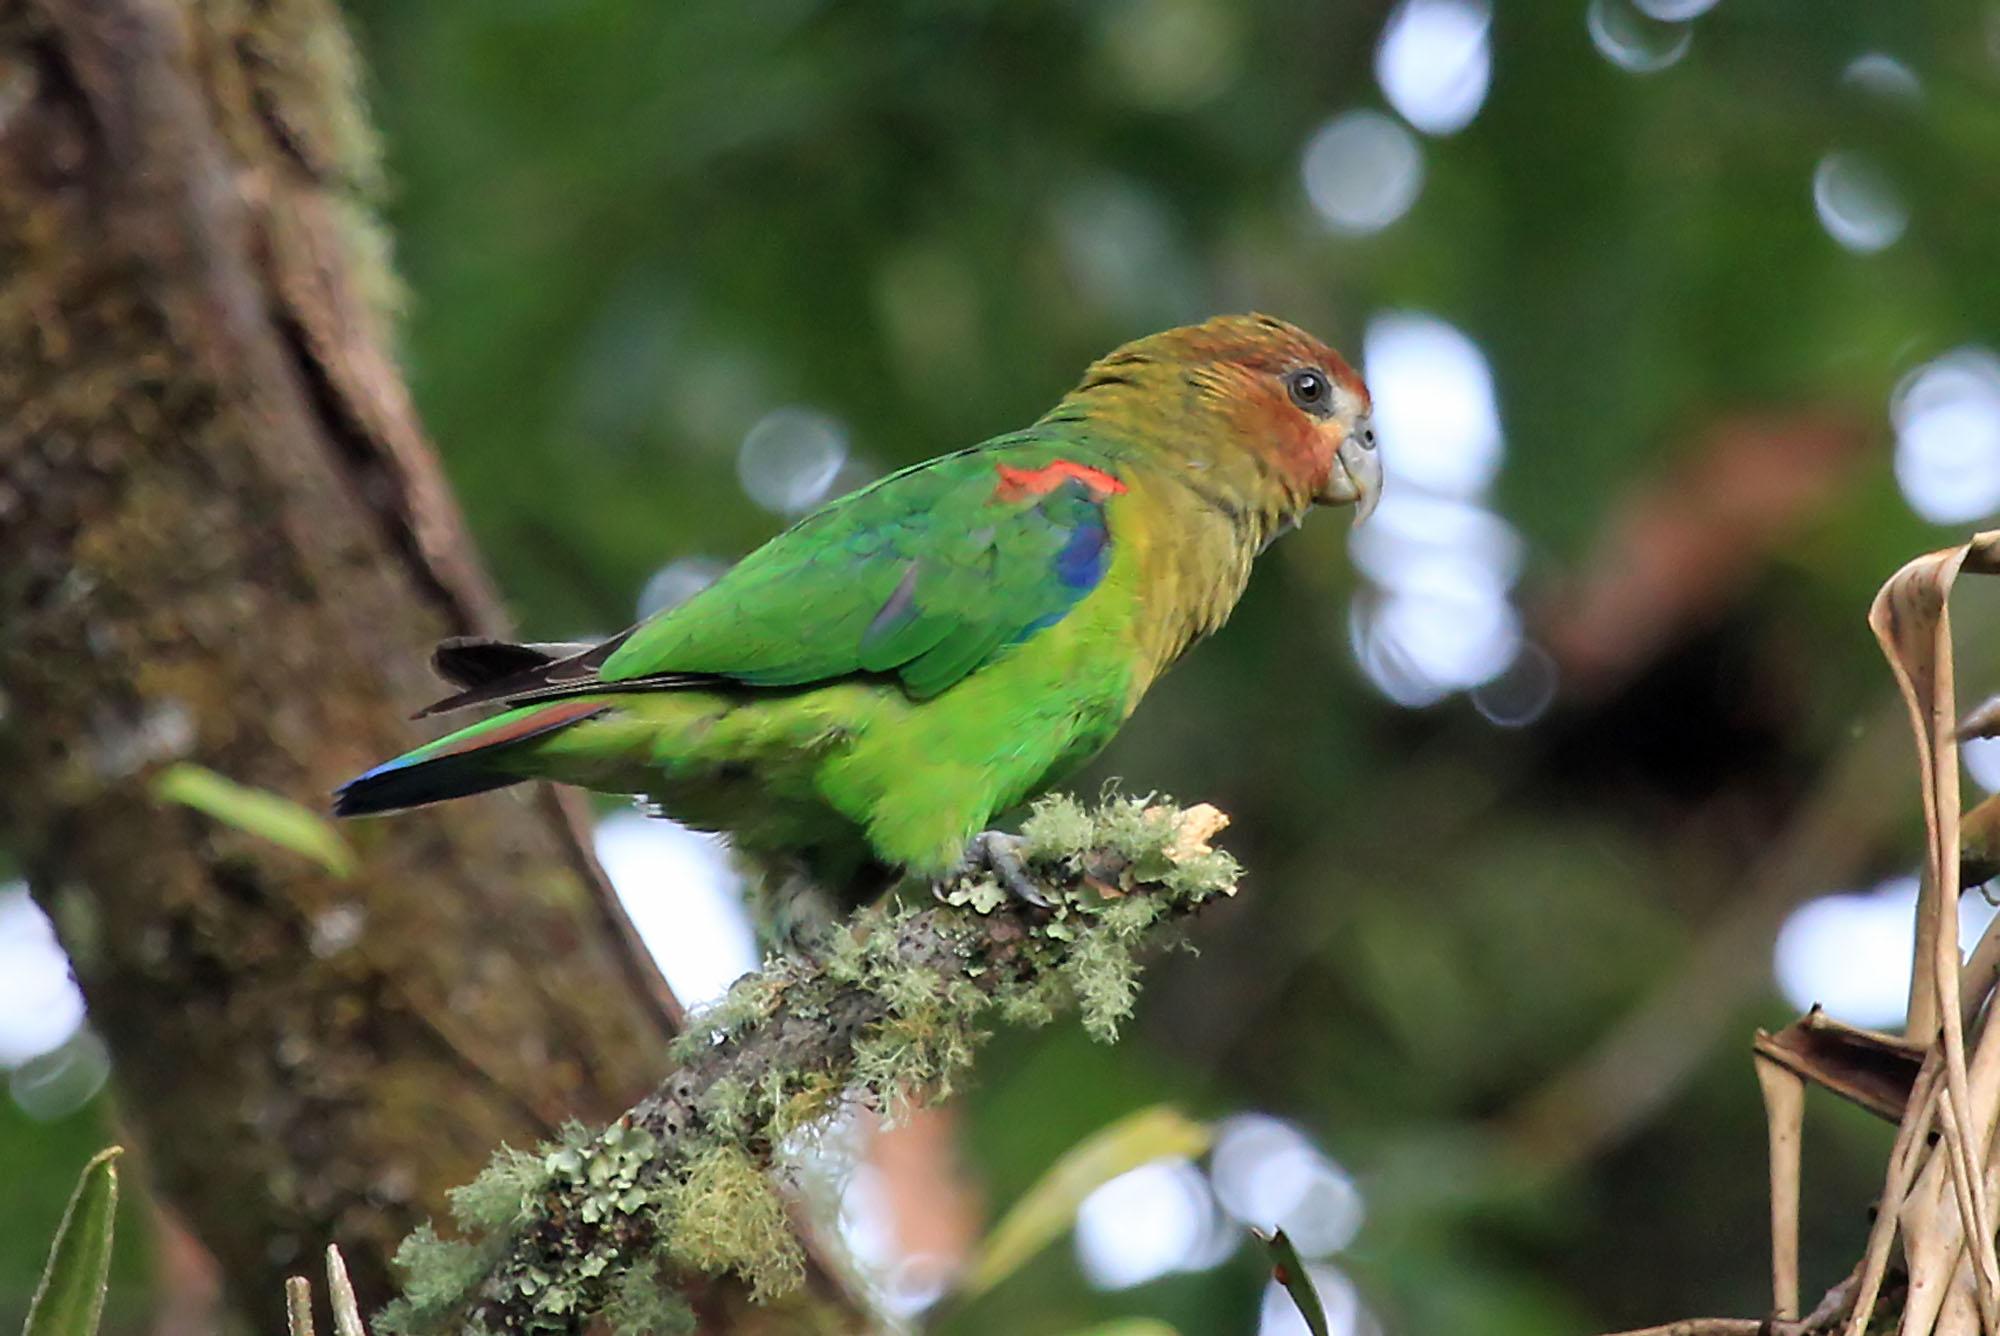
993,459,1128,502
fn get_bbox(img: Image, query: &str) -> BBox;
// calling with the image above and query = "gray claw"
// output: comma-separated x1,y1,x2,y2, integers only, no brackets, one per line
966,830,1049,908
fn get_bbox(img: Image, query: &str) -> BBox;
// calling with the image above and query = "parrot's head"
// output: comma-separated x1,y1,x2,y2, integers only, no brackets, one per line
1063,313,1381,525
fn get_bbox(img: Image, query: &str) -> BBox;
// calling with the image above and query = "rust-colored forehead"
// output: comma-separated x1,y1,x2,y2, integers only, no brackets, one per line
1096,313,1367,405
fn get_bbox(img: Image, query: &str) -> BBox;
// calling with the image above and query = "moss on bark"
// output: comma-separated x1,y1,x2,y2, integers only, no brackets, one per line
0,2,859,1330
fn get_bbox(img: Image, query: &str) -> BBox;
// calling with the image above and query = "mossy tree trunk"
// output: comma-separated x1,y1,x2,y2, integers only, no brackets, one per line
0,1,863,1330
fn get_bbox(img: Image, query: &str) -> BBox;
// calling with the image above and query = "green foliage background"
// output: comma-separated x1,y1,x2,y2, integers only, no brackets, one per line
11,1,2000,1331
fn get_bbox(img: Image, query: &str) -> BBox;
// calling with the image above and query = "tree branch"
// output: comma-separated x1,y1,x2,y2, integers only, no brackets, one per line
381,796,1243,1336
1596,1261,1868,1336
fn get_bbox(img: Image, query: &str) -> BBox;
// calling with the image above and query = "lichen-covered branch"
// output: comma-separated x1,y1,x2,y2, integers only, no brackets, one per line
382,795,1242,1336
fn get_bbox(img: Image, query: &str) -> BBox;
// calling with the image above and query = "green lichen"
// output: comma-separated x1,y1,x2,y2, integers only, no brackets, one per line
851,997,986,1120
1031,790,1241,887
667,968,789,1065
447,1145,549,1234
876,956,944,1014
992,974,1065,1028
773,1070,849,1138
376,1225,488,1336
701,1074,755,1142
1018,791,1098,856
659,1146,804,1302
573,1121,660,1227
1162,844,1240,898
939,876,1009,913
1059,927,1143,1042
823,915,873,979
603,1262,694,1336
385,794,1241,1334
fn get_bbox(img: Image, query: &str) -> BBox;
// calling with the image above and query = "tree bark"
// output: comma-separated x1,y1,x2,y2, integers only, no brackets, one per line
0,1,861,1329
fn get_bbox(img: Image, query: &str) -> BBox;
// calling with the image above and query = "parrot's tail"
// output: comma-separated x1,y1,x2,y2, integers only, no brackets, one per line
332,698,609,817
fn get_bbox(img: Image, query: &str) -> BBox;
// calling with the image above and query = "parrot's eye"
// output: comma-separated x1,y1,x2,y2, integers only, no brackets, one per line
1285,368,1332,417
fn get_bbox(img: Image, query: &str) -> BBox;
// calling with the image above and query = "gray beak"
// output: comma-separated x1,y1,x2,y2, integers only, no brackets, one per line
1334,432,1383,526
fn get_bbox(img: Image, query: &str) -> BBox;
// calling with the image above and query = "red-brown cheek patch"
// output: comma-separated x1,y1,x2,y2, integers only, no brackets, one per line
1225,383,1335,492
993,459,1128,501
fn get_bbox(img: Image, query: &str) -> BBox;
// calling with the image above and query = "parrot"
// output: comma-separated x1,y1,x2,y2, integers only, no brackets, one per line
334,314,1381,906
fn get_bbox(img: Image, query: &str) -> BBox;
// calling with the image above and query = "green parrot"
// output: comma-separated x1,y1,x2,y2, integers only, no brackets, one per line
335,314,1380,903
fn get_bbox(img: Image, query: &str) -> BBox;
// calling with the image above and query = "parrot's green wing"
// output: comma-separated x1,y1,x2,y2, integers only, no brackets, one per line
598,436,1123,699
421,433,1126,712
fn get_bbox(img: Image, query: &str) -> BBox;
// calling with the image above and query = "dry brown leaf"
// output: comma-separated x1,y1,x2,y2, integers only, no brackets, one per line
1844,530,2000,1336
1755,1009,1925,1125
1165,802,1230,862
1756,1053,1806,1319
1963,796,2000,890
1962,698,2000,742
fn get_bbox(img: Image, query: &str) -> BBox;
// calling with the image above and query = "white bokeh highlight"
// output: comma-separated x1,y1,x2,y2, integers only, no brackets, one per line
1632,0,1719,18
1892,347,2000,524
1348,488,1523,590
1259,1264,1379,1336
1364,315,1503,496
1349,312,1539,713
1073,1157,1225,1289
637,556,728,621
0,884,86,1069
1843,52,1923,102
11,1030,110,1122
837,1160,954,1317
738,407,849,515
1472,642,1561,728
594,812,760,1010
1775,876,2000,1028
1073,1113,1373,1332
1586,0,1693,74
1301,112,1426,236
1353,583,1523,708
1813,152,1908,254
1374,0,1492,137
1967,733,2000,795
1210,1114,1366,1257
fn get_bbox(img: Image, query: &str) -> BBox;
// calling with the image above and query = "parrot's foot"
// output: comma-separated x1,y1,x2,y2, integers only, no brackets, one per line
955,830,1049,909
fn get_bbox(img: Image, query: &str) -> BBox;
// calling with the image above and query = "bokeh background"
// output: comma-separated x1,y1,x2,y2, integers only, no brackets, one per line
10,0,2000,1331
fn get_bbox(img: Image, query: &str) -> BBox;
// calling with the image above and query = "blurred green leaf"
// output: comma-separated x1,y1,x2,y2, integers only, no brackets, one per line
23,1147,121,1336
152,764,355,878
1255,1228,1327,1336
962,1105,1211,1301
1062,1322,1181,1336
